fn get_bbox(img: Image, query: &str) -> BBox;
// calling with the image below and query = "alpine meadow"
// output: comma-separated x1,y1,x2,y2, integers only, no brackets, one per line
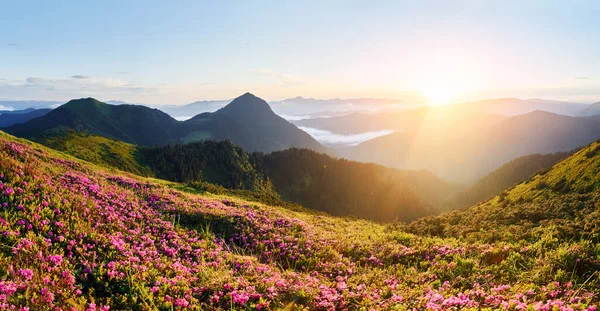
1,1,600,310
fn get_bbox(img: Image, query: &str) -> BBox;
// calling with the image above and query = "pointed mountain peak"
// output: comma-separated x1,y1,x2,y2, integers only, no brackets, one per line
217,93,274,118
230,92,266,105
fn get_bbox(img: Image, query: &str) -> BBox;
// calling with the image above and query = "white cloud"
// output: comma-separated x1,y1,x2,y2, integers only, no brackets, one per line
279,114,313,121
0,76,157,98
174,116,193,121
299,126,395,147
0,105,15,111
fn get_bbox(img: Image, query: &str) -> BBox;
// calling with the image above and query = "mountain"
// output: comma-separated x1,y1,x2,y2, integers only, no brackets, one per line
0,108,38,114
160,99,231,120
212,93,325,153
4,98,180,146
293,98,587,134
341,110,600,182
34,131,458,222
445,150,576,210
0,100,63,110
269,96,425,119
579,101,600,116
252,148,461,222
3,93,327,153
406,138,600,243
457,98,588,116
0,108,52,127
0,131,597,310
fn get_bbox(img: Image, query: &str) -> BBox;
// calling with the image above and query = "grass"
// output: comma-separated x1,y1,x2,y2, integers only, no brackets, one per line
0,130,598,310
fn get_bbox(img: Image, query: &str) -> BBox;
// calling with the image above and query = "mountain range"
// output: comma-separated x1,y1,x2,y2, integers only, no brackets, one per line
0,108,51,127
327,108,600,182
3,93,326,153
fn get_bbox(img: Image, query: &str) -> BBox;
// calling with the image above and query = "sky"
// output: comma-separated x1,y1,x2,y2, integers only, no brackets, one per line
1,0,599,105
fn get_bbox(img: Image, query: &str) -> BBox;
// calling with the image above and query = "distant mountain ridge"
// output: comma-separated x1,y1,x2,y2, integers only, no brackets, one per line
335,109,600,182
0,108,52,127
579,101,600,116
293,98,590,134
3,93,326,153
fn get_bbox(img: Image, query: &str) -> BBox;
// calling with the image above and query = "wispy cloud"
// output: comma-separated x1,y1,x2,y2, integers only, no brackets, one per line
7,43,20,47
118,72,129,75
1,76,156,97
573,76,591,80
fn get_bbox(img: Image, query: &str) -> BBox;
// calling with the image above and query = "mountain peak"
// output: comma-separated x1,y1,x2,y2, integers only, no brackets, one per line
66,97,103,105
237,92,262,101
217,93,274,118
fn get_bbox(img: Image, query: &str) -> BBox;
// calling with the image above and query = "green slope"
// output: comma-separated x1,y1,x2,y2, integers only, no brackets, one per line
0,130,598,310
446,150,576,210
31,131,460,223
406,140,600,242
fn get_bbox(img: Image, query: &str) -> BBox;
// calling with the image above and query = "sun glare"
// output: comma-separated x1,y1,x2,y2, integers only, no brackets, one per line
418,76,472,106
422,84,458,106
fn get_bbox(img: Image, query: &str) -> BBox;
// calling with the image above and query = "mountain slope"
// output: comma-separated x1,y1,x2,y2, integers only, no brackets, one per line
253,148,460,222
3,94,327,153
406,139,600,243
33,131,456,222
0,131,598,310
4,98,180,146
342,110,600,182
0,108,51,127
214,93,325,153
446,150,576,210
39,131,274,193
579,101,600,116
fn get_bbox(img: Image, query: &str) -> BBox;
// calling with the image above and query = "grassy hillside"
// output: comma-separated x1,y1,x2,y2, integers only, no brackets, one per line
446,150,576,210
407,140,600,244
34,131,460,223
0,132,598,310
41,131,151,176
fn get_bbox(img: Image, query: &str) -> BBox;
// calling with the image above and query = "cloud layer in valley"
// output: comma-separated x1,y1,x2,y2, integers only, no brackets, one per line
299,127,395,147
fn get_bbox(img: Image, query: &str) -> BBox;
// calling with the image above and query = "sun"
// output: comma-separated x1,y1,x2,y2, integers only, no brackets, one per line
422,84,457,106
418,78,470,106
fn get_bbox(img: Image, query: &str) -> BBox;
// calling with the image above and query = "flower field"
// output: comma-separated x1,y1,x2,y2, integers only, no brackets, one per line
0,131,598,310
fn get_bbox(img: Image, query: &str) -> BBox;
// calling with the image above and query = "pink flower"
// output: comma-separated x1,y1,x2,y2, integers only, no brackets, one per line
18,269,34,281
174,298,189,307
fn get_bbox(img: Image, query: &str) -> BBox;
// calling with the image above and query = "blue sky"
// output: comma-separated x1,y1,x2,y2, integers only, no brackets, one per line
1,0,599,105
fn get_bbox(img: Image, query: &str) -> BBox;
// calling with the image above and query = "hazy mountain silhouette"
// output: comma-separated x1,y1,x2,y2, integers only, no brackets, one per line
0,108,51,127
293,98,588,134
579,101,600,116
340,110,600,182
